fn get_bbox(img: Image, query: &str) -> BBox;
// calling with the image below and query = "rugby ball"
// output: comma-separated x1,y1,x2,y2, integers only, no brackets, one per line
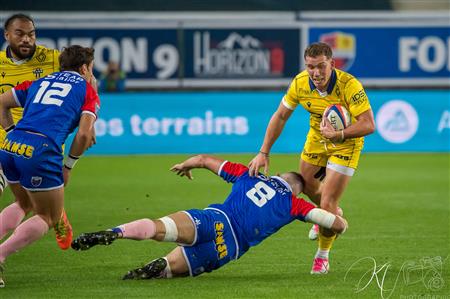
323,104,351,130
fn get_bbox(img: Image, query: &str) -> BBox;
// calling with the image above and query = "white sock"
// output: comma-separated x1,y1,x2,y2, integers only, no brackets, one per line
162,257,172,278
315,249,329,259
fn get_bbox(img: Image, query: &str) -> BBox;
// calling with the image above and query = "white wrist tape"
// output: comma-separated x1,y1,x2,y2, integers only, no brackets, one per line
159,216,178,242
64,154,80,169
305,208,336,229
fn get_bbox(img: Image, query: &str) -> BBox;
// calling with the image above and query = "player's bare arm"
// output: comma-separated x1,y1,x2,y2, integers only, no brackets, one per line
170,154,225,179
320,109,375,143
341,109,375,139
248,101,293,176
69,114,96,157
0,90,20,130
63,114,96,186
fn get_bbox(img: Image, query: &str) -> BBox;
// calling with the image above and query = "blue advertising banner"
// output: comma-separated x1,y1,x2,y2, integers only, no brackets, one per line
183,28,300,81
308,25,450,83
1,28,180,86
87,90,449,155
2,19,447,88
366,90,450,152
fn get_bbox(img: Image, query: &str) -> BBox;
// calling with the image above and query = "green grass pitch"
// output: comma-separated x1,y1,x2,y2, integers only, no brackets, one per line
1,153,449,298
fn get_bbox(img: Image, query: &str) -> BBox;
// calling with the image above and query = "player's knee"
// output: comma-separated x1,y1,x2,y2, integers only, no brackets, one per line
16,199,33,214
158,216,179,242
36,213,55,227
304,189,321,205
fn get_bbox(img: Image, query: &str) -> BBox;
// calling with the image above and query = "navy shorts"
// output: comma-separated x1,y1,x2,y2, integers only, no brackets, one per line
0,130,63,191
182,208,239,277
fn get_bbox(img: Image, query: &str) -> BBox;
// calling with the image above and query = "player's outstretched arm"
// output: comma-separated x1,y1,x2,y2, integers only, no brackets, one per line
0,90,20,131
305,208,348,235
170,154,225,180
248,101,293,177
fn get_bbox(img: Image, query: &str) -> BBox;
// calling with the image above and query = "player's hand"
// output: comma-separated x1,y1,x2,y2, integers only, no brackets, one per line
89,74,98,92
170,163,193,180
320,119,343,143
88,126,96,149
248,152,269,177
63,167,71,186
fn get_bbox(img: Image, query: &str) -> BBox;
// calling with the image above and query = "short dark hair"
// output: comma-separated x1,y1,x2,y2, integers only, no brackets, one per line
286,171,305,190
280,171,305,194
304,42,333,59
4,13,35,30
59,45,95,72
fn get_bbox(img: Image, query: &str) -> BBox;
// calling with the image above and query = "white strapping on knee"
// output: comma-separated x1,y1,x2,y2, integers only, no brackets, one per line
305,208,336,229
159,216,178,242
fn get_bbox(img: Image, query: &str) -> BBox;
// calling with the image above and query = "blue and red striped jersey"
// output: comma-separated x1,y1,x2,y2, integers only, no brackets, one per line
12,71,100,148
210,161,315,253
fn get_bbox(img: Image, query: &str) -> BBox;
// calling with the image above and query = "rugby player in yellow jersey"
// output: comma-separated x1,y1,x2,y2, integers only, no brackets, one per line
248,42,375,274
0,14,73,250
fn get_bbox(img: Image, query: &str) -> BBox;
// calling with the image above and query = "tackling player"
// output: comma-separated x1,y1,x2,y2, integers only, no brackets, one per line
0,13,73,250
71,154,348,279
0,45,99,287
248,42,375,274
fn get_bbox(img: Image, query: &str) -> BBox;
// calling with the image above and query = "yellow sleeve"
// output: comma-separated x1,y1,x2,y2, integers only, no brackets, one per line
53,49,60,71
344,78,371,117
282,78,299,110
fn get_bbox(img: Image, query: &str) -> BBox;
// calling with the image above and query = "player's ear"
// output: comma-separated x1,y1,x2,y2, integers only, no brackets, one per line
78,63,88,76
330,59,335,69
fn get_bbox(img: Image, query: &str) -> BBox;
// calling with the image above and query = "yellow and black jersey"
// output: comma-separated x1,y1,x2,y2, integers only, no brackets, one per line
0,45,60,141
283,68,371,147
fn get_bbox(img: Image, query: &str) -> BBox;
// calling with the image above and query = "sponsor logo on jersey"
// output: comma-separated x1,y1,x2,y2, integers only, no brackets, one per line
35,52,46,63
351,89,367,105
303,151,319,160
376,100,419,143
335,154,350,161
194,31,285,77
214,221,228,259
33,68,44,78
319,31,356,71
0,138,35,158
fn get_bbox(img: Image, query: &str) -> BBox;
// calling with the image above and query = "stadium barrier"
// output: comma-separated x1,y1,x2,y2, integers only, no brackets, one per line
80,90,450,155
1,12,448,89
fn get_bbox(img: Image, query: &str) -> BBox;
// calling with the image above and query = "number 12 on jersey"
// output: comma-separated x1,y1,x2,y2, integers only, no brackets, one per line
33,81,72,106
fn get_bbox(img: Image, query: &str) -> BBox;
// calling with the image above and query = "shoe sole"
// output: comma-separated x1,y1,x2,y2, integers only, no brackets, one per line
72,232,116,251
123,258,167,280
